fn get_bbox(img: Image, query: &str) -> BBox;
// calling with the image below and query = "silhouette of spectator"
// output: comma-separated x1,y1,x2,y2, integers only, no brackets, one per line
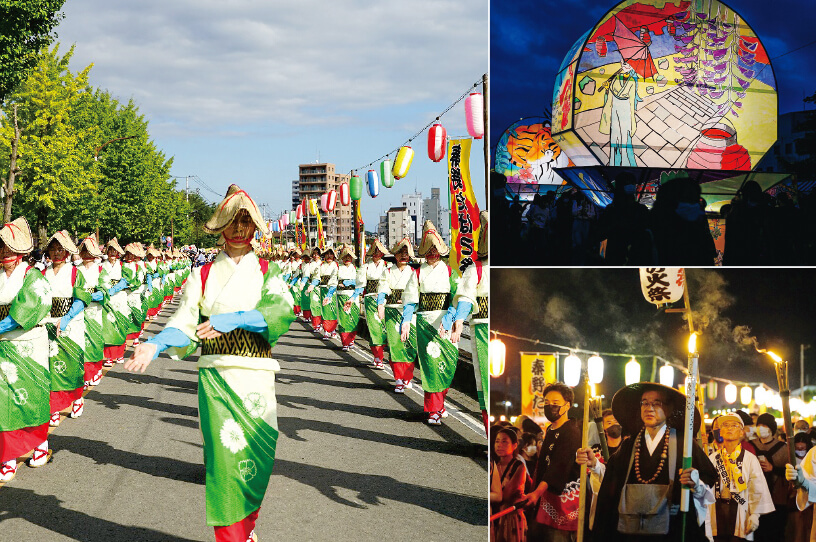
649,175,716,265
722,180,771,265
596,172,651,265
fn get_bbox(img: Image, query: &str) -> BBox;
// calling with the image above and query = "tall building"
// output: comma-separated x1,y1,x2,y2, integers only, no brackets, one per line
386,207,413,248
297,163,352,246
401,191,423,244
291,180,300,210
423,187,451,246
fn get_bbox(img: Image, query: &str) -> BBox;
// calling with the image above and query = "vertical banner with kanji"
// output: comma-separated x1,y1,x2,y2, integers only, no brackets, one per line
355,201,365,262
448,138,481,275
316,212,325,249
520,353,557,419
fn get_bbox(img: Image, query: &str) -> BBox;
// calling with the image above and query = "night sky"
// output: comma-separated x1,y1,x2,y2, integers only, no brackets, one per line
490,0,816,153
490,268,816,414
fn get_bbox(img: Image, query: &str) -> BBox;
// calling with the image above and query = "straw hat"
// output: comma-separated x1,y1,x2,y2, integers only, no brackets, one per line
611,382,702,436
46,230,79,255
78,235,104,258
204,184,268,236
322,246,338,259
477,211,488,259
339,244,355,261
368,238,388,257
106,237,125,255
417,220,449,257
124,242,146,259
146,243,161,258
289,246,302,257
0,217,34,254
387,237,415,261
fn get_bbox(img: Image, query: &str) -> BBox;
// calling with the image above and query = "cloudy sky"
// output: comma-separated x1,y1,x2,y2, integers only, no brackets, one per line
54,0,488,227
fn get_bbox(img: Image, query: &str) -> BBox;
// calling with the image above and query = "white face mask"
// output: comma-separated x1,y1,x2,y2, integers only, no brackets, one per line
526,445,537,455
744,427,756,440
758,427,772,439
796,450,807,459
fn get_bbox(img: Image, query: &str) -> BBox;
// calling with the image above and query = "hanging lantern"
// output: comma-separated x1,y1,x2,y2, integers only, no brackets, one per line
640,27,651,45
564,354,581,388
640,268,685,306
339,182,350,206
625,357,640,385
271,221,279,233
489,338,506,377
740,385,752,406
464,92,484,139
277,219,284,231
309,198,319,216
380,160,394,188
427,123,447,162
754,385,766,406
325,189,337,211
724,383,738,404
289,211,296,224
392,146,414,180
587,354,604,385
350,175,363,201
320,194,329,213
659,365,674,387
296,204,303,221
706,380,718,400
595,36,607,57
366,169,379,198
281,213,289,227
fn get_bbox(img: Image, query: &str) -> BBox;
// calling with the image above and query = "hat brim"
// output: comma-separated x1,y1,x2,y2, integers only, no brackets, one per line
0,218,33,254
611,382,702,436
204,185,269,236
46,231,79,255
79,237,104,258
418,228,449,257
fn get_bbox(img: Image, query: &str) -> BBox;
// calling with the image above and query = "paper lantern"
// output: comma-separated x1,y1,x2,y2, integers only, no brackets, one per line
380,160,394,188
587,355,603,385
427,123,447,162
659,365,674,387
309,198,319,216
595,36,607,57
754,385,766,406
296,204,303,221
320,194,329,213
640,268,685,306
271,221,279,233
392,146,414,180
625,357,640,385
740,385,752,406
489,339,506,377
325,190,337,212
465,92,484,139
339,182,350,206
350,175,363,201
706,380,718,400
564,354,581,387
281,213,289,227
367,169,379,198
724,383,737,404
289,211,296,224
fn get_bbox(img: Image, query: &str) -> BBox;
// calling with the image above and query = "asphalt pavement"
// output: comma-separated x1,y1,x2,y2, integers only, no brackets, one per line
0,294,488,541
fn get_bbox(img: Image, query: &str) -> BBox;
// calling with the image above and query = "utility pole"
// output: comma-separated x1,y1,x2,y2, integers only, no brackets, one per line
186,176,190,202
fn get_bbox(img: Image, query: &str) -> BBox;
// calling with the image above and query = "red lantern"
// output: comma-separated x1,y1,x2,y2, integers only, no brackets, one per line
465,92,484,139
596,36,607,57
296,202,303,221
339,182,350,206
641,27,651,45
427,123,447,162
326,190,337,212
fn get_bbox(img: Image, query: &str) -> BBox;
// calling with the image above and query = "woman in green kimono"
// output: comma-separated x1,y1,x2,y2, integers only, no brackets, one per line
0,218,57,482
77,237,106,387
317,246,339,341
336,245,362,351
126,185,295,542
360,240,389,368
305,247,324,333
122,242,148,346
43,231,90,426
144,244,163,320
101,238,132,366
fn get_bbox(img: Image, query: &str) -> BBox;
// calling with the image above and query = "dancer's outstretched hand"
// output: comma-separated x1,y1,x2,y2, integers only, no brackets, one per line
125,343,157,373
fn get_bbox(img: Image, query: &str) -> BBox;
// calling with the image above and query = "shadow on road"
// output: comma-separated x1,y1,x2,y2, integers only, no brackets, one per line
104,369,198,394
89,392,198,418
0,487,202,541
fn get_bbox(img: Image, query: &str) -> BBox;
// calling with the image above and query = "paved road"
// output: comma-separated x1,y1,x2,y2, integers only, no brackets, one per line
0,295,488,541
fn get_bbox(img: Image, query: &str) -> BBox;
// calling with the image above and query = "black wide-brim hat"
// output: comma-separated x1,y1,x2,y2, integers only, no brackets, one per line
612,382,702,436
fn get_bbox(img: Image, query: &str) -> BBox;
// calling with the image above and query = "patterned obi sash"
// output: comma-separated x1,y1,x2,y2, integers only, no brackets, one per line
51,297,73,318
0,304,9,320
365,279,379,295
200,318,272,358
319,275,330,286
386,289,403,305
418,292,451,312
477,296,488,317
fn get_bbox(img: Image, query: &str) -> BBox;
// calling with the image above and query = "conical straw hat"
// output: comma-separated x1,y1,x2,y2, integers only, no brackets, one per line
339,244,355,261
124,242,146,259
368,238,388,257
0,217,33,254
106,237,125,255
78,235,104,258
46,230,79,255
417,220,449,257
389,237,415,259
204,184,268,236
146,243,161,258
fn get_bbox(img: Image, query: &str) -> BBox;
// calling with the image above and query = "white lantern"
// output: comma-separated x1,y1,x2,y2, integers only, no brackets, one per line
587,354,604,384
639,268,685,306
625,357,640,385
740,385,752,406
706,380,718,400
754,385,766,406
724,383,738,404
659,365,674,387
489,339,506,377
564,354,581,387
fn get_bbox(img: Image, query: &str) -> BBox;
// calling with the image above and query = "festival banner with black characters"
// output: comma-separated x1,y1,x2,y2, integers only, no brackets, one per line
639,268,684,306
520,353,557,419
447,138,481,275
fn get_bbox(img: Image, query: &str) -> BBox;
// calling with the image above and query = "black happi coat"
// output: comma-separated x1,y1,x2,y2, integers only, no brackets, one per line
592,428,717,542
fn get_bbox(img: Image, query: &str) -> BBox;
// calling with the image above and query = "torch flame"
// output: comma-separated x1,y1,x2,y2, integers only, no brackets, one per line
756,347,782,363
688,332,697,354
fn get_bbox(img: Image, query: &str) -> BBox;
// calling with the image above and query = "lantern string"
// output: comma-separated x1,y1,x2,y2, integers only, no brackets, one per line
491,329,774,389
349,77,482,174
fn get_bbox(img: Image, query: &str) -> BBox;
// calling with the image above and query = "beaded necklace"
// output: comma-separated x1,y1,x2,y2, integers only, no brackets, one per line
633,426,670,484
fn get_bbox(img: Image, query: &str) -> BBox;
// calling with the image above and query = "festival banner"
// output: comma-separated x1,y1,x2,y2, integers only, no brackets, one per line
520,353,557,419
447,138,481,275
316,211,325,249
355,202,365,263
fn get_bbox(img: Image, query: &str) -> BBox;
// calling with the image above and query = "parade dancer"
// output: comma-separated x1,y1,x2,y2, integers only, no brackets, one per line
317,247,339,340
446,211,489,434
101,238,132,367
378,237,417,391
126,185,295,542
43,231,88,426
295,251,312,321
122,243,148,346
144,244,162,320
360,239,389,369
402,221,459,425
287,248,303,317
77,237,106,387
0,218,56,481
305,248,323,332
336,245,362,351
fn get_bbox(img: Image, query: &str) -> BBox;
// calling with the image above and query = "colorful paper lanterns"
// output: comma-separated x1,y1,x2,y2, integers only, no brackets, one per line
339,182,350,206
366,169,379,198
489,338,506,377
465,92,484,139
326,190,337,211
296,203,304,221
320,194,329,213
350,175,362,201
392,146,414,180
625,357,640,385
281,213,289,227
380,160,394,188
706,380,718,400
427,123,447,162
309,198,319,216
724,383,738,404
659,365,674,387
587,354,604,384
564,354,581,387
289,211,296,224
271,221,279,233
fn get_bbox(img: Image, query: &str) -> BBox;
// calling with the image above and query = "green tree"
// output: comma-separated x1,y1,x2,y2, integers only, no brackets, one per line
0,0,65,104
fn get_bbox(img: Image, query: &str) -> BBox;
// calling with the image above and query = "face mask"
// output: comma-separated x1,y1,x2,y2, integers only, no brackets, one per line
757,427,771,439
525,445,537,455
675,201,704,222
744,427,756,440
544,404,565,423
605,424,622,439
796,450,807,459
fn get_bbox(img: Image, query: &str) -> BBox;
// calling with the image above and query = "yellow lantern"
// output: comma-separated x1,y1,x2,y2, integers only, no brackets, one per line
392,146,414,180
309,198,319,216
724,383,737,404
740,385,752,406
489,338,506,377
625,357,640,385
